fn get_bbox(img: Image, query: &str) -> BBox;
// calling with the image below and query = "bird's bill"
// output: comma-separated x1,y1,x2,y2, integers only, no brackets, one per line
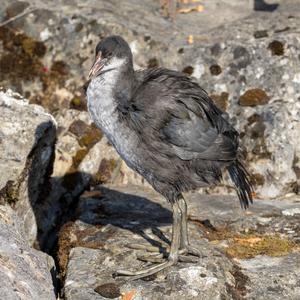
88,52,105,79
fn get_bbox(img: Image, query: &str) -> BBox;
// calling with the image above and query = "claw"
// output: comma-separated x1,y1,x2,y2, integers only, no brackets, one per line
180,245,204,258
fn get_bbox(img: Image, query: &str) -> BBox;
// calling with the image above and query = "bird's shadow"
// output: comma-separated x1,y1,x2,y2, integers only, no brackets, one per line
77,186,173,249
26,124,173,292
254,0,279,12
26,121,173,252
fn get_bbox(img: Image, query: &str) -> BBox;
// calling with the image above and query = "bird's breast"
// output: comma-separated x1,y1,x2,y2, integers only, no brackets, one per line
87,86,141,173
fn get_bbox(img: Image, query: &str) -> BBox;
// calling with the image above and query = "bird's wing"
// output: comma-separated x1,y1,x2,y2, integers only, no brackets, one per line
129,68,239,161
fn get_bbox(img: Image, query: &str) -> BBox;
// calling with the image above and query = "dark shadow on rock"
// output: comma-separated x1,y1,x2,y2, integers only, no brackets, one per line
77,186,173,247
254,0,279,12
27,122,172,251
26,124,173,294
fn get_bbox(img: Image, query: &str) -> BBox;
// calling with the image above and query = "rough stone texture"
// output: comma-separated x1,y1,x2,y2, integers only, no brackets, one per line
0,204,56,300
62,184,300,300
1,1,300,298
239,254,300,300
0,89,56,244
180,14,300,199
63,186,235,300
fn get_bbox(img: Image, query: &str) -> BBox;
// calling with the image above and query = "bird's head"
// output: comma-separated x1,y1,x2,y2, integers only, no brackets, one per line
88,35,133,79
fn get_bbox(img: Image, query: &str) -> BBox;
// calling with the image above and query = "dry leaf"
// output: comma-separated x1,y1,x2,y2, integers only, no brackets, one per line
180,0,202,4
178,5,204,14
122,290,136,300
187,35,194,44
234,237,262,246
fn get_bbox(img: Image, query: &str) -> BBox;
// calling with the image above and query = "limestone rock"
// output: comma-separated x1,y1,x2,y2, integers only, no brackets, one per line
62,184,300,300
239,254,300,299
0,205,56,300
0,89,56,244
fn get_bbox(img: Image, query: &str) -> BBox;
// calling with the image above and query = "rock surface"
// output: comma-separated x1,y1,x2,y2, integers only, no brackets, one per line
1,0,300,199
1,1,300,299
0,204,56,300
0,89,56,244
62,184,300,300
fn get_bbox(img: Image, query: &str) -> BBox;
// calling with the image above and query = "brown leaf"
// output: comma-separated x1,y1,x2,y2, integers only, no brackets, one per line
178,4,204,14
187,35,194,44
122,290,136,300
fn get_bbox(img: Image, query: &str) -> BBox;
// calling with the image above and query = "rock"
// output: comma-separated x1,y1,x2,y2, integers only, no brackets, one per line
1,1,300,199
62,184,300,300
0,89,56,244
0,205,56,300
180,12,300,198
239,254,300,300
64,186,235,300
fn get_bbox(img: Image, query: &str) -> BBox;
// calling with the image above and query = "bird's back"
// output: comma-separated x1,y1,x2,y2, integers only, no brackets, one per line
112,68,248,202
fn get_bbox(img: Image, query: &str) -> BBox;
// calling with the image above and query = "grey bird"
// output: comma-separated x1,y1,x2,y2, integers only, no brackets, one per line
86,35,253,280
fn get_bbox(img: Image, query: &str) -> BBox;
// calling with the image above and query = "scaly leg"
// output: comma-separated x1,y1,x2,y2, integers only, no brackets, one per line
178,197,202,257
115,201,181,280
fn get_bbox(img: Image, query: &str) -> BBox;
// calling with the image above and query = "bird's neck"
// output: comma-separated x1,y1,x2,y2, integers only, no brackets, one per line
87,61,135,133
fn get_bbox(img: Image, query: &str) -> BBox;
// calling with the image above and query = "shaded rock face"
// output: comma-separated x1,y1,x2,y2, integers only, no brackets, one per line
0,89,56,244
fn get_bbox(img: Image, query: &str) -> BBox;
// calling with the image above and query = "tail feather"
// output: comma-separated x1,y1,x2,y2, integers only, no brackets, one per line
227,161,253,209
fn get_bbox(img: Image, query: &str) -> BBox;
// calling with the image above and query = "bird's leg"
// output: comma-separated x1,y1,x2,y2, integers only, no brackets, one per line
178,197,202,258
114,201,181,280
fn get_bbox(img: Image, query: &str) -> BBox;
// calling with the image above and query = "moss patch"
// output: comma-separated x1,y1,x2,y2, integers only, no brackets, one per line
94,283,121,298
78,123,103,149
225,264,250,300
182,66,194,76
210,92,229,111
0,26,76,113
0,180,19,205
92,158,118,184
62,148,89,189
239,89,270,106
57,221,104,277
209,64,222,76
268,40,284,56
226,235,297,259
190,217,299,259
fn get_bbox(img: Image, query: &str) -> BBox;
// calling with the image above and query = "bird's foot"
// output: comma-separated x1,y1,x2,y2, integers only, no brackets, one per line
114,256,177,280
129,242,201,264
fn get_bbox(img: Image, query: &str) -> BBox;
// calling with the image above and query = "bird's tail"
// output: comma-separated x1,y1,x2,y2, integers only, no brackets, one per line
227,160,254,209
